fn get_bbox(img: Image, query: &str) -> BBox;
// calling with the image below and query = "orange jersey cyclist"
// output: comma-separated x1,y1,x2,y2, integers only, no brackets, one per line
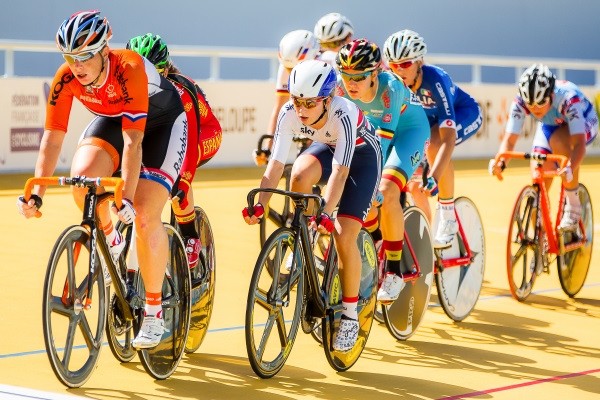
16,10,187,349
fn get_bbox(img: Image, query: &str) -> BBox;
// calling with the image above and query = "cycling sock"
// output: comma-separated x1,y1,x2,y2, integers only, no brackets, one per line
144,291,162,317
176,210,198,238
385,260,402,276
439,198,455,220
341,296,358,320
384,239,403,261
370,228,382,242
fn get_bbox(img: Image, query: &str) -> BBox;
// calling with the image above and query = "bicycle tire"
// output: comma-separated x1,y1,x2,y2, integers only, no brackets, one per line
322,229,378,371
382,206,434,341
506,185,540,301
433,197,485,322
245,227,303,378
42,225,107,388
185,206,217,353
557,183,593,297
106,222,137,363
138,223,191,380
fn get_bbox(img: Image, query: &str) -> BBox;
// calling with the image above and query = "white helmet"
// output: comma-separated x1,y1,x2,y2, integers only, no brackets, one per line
313,13,354,43
518,64,556,105
383,29,427,63
289,60,337,98
278,30,320,69
56,10,112,54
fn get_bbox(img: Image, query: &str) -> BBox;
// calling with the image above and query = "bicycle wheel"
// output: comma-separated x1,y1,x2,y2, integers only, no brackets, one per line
138,223,191,380
42,225,107,388
106,222,137,363
322,229,378,371
185,206,217,353
557,183,593,297
507,185,540,301
245,227,303,378
433,197,485,322
259,164,293,246
382,206,434,341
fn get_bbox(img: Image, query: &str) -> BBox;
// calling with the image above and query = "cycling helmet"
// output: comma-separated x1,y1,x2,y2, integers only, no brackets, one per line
278,30,320,69
336,39,381,71
289,60,337,98
518,64,556,105
313,13,354,43
127,33,170,70
56,10,112,54
383,29,427,63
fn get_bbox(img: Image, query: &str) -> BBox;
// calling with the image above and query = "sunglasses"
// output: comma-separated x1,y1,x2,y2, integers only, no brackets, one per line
525,97,551,109
320,38,346,50
291,96,326,109
63,51,96,65
389,59,417,69
340,70,373,82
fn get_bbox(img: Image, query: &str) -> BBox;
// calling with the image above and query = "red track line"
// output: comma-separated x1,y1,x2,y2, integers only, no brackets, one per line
437,368,600,400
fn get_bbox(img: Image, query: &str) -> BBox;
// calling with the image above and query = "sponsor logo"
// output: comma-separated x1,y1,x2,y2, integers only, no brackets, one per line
383,113,392,123
106,83,117,98
382,89,391,108
202,130,222,157
300,125,315,136
410,150,421,167
173,120,188,173
435,82,451,116
79,95,102,105
49,72,75,106
114,65,133,105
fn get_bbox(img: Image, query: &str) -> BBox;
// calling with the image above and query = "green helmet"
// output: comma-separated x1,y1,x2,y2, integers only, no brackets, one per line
126,33,169,70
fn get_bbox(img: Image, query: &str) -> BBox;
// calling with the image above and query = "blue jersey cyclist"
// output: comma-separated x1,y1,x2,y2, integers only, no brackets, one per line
336,39,430,303
243,60,381,352
489,64,598,230
383,30,482,248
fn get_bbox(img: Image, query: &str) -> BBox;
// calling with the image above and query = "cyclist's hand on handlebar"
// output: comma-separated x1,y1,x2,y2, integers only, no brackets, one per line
309,212,335,234
559,162,573,183
242,203,264,225
420,175,439,197
252,149,270,166
488,158,506,178
111,198,136,224
16,194,43,218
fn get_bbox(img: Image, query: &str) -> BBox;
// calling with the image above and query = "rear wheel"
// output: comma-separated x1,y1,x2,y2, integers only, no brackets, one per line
557,184,593,297
507,185,540,302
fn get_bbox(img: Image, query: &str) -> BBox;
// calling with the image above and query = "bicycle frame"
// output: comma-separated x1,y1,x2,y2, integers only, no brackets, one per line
435,211,475,270
495,151,587,255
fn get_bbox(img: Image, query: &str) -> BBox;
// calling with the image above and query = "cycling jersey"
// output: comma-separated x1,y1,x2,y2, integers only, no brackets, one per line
47,49,188,191
337,71,430,186
413,64,482,145
271,96,382,222
506,80,598,152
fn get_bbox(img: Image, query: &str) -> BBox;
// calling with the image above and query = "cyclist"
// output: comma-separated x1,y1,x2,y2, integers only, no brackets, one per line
243,60,381,352
489,64,598,230
313,12,354,67
336,39,430,302
16,10,187,349
383,29,482,248
257,29,321,165
126,33,223,270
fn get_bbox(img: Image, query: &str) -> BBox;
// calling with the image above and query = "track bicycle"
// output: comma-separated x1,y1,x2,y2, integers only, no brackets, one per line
23,176,191,387
244,188,378,378
492,151,593,301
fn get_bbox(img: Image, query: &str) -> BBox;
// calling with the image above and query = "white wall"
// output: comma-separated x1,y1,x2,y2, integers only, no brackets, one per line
1,77,598,173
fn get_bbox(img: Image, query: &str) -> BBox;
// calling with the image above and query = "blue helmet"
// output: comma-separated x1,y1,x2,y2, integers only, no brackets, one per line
289,60,337,98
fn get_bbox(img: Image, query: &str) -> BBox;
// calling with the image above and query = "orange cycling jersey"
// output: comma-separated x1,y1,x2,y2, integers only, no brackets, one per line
45,49,162,133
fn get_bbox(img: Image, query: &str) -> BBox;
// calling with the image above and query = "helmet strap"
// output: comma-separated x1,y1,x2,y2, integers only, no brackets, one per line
309,98,329,126
83,52,106,88
409,63,422,91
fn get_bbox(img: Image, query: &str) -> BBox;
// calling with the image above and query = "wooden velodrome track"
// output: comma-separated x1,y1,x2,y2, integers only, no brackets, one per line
0,159,599,400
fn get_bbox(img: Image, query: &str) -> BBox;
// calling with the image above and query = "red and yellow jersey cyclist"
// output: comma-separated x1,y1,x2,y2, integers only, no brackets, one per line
126,33,222,271
17,10,188,349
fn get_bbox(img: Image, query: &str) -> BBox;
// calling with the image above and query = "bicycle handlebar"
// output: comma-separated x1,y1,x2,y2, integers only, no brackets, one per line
493,151,569,181
23,176,124,218
246,187,325,216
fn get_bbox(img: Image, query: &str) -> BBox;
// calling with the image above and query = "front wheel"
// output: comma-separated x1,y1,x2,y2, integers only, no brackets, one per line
245,227,303,378
507,185,540,302
433,197,485,322
42,225,107,388
557,183,593,297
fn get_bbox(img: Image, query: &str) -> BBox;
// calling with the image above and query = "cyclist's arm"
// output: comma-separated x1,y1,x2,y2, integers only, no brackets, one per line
267,94,289,135
323,164,349,216
32,129,66,197
256,159,285,209
121,128,143,201
569,133,586,171
428,78,457,181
